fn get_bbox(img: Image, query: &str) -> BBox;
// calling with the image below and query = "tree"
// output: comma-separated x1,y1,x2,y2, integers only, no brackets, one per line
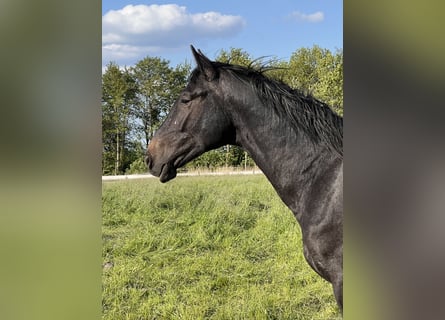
316,49,343,115
283,46,343,115
102,62,137,175
130,57,190,149
217,47,253,66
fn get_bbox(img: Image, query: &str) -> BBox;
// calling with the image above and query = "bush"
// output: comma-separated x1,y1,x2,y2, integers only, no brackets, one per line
125,158,147,175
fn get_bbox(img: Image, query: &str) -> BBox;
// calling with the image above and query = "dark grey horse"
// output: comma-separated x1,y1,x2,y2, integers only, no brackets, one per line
146,46,343,309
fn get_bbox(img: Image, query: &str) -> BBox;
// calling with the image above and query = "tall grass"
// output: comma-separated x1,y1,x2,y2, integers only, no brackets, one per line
102,175,340,319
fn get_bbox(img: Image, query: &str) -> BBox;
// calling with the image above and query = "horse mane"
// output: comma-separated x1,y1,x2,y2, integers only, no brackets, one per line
209,61,343,157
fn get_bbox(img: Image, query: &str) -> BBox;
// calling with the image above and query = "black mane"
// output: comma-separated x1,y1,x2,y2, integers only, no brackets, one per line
208,61,343,157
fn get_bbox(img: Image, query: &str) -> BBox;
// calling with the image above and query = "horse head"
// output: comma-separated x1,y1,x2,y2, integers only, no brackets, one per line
146,46,235,182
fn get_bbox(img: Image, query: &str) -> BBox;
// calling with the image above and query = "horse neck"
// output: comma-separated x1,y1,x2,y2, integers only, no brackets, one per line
228,94,340,217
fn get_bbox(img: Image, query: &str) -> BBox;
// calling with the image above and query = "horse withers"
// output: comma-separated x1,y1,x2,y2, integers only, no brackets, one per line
146,46,343,309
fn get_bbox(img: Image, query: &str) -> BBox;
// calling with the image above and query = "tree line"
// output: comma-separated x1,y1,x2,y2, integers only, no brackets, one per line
102,46,343,175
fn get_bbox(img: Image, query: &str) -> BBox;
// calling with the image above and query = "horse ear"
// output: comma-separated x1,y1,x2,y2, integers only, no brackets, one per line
190,45,217,81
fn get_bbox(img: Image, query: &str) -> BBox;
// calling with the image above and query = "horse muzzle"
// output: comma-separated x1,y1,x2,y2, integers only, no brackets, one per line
145,151,177,183
146,133,196,182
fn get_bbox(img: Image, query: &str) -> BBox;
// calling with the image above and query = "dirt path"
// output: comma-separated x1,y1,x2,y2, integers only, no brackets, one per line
102,169,263,181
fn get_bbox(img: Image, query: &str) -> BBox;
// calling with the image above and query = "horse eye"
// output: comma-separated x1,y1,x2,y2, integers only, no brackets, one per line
180,94,192,104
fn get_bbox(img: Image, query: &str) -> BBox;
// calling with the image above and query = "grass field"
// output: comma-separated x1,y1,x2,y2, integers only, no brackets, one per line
102,175,340,319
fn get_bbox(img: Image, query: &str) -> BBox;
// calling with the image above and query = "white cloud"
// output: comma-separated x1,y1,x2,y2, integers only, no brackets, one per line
290,11,324,23
102,4,245,61
103,44,161,60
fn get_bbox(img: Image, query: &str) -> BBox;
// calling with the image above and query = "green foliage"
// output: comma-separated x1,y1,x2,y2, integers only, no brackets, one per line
281,46,343,115
102,175,341,319
216,47,253,66
102,59,190,175
131,58,191,147
102,62,137,175
185,146,255,171
184,149,225,170
125,157,148,175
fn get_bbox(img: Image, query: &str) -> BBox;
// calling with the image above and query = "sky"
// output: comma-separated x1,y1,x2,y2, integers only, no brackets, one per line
102,0,342,69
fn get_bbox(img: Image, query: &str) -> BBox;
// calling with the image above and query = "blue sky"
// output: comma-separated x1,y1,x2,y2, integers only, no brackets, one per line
102,0,342,68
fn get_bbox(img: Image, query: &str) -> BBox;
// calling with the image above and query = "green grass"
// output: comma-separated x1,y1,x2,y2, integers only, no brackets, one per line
102,175,340,319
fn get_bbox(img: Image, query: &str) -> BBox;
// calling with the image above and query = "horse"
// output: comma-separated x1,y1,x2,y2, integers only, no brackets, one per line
145,46,343,309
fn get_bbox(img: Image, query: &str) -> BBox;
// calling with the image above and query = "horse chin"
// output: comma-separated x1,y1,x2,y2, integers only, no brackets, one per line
159,163,177,183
